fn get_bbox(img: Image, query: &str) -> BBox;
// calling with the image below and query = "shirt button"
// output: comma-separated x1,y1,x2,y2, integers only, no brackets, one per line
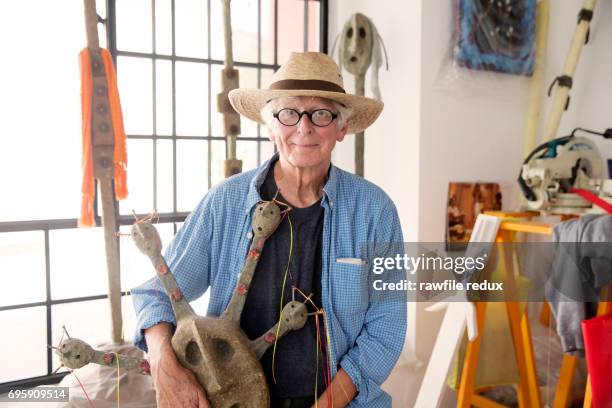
247,232,253,239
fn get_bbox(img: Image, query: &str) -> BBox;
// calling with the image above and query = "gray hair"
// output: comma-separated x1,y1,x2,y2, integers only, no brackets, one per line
260,97,352,129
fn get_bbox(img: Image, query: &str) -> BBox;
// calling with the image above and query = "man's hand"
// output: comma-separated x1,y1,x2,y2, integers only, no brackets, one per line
145,323,210,408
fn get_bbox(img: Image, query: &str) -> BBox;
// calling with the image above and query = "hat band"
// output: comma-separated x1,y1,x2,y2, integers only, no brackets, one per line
269,79,346,94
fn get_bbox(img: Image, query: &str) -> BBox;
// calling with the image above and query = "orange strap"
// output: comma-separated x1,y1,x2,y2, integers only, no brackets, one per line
78,48,128,227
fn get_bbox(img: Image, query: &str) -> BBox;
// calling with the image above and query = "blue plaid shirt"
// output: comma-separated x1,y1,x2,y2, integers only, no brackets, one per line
132,154,406,407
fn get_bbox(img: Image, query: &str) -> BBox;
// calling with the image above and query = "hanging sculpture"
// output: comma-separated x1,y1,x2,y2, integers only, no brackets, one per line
217,0,242,177
79,0,127,344
332,13,388,177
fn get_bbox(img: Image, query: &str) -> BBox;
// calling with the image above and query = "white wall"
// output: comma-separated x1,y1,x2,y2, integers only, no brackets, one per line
329,0,422,245
330,0,612,406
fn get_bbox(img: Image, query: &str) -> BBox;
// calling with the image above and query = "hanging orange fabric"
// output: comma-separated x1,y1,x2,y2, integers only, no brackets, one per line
78,48,128,227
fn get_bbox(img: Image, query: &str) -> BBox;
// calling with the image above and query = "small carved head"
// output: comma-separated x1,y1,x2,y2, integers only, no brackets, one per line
281,301,308,331
55,338,95,369
131,220,163,258
252,201,282,239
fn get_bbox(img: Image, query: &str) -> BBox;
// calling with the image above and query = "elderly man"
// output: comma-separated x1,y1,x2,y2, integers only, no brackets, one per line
132,52,406,408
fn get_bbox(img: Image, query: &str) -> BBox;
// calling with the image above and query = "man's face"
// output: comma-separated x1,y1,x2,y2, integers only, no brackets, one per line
267,97,347,170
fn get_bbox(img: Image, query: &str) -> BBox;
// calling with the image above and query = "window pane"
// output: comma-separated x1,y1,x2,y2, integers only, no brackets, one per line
0,1,83,222
210,0,258,63
261,0,275,64
118,56,153,135
260,140,276,163
0,231,45,307
210,64,224,137
156,60,173,135
120,222,175,292
237,141,258,172
0,307,47,382
156,139,174,213
50,228,107,300
210,140,225,188
155,0,172,55
116,0,152,53
177,140,208,212
261,68,274,88
175,0,208,58
277,0,304,64
120,139,154,215
307,1,320,51
176,62,208,136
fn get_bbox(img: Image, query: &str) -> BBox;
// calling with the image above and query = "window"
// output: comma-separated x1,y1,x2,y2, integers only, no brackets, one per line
0,0,326,390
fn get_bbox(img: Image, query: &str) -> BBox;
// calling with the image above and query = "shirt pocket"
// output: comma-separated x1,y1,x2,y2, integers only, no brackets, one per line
331,259,369,316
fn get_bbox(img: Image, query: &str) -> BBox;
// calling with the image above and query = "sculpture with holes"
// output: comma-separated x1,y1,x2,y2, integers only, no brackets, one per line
56,200,308,407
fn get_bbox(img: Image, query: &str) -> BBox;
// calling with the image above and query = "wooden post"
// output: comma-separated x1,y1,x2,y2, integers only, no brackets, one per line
219,0,242,177
355,74,365,177
83,0,123,344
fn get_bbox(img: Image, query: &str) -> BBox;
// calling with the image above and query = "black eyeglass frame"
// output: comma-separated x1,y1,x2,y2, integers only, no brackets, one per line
273,108,339,127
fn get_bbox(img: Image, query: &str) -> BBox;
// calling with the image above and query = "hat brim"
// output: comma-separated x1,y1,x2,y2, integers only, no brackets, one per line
229,89,383,134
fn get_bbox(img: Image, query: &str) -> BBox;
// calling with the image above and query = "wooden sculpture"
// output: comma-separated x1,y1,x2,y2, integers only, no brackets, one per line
333,13,387,177
129,201,308,407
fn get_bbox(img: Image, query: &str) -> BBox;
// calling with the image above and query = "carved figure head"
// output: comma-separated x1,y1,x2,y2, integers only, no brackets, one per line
341,13,375,76
131,220,163,258
252,201,282,239
56,338,95,369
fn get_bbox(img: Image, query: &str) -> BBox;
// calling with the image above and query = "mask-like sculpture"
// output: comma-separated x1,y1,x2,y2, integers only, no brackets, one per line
340,13,374,77
332,13,387,177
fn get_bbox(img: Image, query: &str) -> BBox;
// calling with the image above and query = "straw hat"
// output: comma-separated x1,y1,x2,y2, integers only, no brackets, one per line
228,52,383,134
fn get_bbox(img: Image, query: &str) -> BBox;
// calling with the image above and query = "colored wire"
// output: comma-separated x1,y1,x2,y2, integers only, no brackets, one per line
314,313,320,408
271,214,294,384
322,312,337,406
294,287,319,311
318,313,335,407
71,370,96,408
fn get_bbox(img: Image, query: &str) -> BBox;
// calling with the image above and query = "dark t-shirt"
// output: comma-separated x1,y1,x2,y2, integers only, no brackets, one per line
240,163,326,399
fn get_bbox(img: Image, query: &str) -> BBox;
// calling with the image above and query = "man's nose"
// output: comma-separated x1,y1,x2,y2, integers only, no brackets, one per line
297,113,314,133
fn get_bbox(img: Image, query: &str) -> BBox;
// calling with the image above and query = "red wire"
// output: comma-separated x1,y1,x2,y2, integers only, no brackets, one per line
315,313,333,407
71,370,96,408
570,188,612,214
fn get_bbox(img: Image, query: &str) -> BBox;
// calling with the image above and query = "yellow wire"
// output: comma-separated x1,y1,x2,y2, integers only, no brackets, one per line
314,313,320,408
271,214,293,385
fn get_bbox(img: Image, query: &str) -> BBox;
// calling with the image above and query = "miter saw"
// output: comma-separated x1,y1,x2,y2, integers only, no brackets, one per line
519,128,612,214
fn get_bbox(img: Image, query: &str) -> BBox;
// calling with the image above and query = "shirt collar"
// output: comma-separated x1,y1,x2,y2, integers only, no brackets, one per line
245,153,339,214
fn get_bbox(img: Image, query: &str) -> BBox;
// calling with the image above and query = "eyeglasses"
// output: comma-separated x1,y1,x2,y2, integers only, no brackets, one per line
273,108,338,127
